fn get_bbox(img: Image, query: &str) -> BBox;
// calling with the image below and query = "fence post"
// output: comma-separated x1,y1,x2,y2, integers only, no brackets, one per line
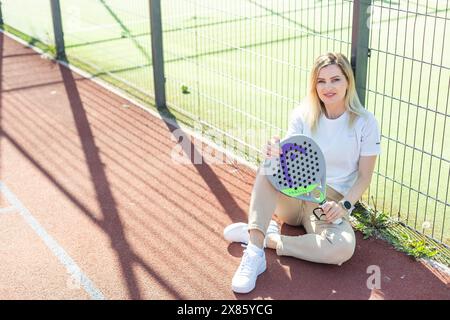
149,0,166,110
50,0,66,60
351,0,372,105
0,1,4,26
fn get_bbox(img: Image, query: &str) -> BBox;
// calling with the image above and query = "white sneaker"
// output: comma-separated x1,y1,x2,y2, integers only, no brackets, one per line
264,220,281,249
231,246,266,293
223,222,249,244
223,220,280,246
266,220,280,238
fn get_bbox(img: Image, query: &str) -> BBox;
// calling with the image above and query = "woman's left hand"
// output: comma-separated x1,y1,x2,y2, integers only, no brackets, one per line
320,201,347,223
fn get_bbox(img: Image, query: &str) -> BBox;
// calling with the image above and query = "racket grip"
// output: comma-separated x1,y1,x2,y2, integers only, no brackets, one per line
332,218,343,225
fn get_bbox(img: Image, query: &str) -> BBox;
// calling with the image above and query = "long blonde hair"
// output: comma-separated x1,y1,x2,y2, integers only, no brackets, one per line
301,52,367,132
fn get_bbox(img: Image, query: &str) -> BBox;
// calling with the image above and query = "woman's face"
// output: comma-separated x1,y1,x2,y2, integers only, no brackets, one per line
316,64,348,107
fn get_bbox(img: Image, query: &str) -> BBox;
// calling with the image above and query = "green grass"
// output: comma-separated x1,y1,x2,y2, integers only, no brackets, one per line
1,0,449,245
0,24,56,56
352,200,449,267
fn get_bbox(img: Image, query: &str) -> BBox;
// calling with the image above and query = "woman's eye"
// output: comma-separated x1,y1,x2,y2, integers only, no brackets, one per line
332,78,340,82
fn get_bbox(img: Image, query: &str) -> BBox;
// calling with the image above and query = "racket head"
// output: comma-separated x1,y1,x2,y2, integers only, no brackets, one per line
263,134,326,203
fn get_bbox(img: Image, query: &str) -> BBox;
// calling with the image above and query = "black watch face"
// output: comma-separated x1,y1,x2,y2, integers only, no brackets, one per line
343,201,352,209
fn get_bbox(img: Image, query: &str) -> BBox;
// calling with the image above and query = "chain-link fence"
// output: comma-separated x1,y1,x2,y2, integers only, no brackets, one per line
1,0,449,248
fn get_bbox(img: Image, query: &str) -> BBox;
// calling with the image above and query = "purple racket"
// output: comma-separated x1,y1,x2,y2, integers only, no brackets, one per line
263,134,342,224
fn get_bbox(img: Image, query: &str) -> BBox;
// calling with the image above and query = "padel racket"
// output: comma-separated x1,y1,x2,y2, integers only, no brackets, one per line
263,134,342,224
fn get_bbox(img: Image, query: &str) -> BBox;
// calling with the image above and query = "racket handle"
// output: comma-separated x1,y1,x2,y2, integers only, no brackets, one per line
332,218,343,225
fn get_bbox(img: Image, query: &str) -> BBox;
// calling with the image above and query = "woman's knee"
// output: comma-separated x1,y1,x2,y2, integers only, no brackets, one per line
255,166,275,188
332,238,356,265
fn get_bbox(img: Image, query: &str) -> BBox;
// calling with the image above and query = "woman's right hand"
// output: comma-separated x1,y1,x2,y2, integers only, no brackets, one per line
263,136,282,159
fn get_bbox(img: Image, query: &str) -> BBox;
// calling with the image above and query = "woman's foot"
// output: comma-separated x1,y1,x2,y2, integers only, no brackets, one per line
264,220,281,249
223,220,281,248
231,243,266,293
223,222,249,244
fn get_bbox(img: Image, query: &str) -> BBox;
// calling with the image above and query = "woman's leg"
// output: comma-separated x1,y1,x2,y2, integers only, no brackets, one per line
247,166,301,248
275,187,356,265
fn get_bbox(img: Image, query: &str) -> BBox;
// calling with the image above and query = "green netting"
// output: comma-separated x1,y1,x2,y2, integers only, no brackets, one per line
1,0,449,247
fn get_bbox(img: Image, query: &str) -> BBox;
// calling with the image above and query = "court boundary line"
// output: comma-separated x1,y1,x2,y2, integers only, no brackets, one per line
0,181,106,300
2,27,450,289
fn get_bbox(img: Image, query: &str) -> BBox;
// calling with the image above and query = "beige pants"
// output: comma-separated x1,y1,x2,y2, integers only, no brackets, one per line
248,167,356,265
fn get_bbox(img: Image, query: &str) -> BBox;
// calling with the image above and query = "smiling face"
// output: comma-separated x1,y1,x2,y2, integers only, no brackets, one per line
316,64,348,107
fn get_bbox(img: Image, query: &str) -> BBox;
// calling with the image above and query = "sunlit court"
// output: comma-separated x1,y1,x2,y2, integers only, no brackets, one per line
0,0,449,302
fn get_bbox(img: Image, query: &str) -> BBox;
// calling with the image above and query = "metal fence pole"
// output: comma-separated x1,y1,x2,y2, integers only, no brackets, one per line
0,1,4,26
50,0,66,60
351,0,372,105
0,1,3,26
149,0,166,110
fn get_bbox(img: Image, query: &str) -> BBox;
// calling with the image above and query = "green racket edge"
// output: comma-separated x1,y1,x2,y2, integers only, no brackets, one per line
280,183,326,203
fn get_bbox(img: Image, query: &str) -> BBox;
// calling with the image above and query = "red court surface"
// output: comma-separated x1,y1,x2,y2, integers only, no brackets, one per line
0,32,449,300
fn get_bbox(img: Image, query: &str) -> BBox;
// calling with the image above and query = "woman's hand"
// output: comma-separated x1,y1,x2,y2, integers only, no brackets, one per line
320,201,347,223
263,136,282,159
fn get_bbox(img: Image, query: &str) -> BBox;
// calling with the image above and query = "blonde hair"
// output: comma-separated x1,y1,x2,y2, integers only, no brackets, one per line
301,52,367,132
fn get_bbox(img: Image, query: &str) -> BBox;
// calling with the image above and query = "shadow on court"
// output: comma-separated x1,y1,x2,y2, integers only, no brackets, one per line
0,32,448,299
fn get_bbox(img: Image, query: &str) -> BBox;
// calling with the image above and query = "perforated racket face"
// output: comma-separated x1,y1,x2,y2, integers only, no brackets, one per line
264,134,327,203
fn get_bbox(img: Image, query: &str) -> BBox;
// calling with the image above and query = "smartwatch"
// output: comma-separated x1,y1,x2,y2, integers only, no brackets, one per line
339,200,352,211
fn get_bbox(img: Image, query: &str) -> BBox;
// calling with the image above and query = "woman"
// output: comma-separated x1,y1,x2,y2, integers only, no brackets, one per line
224,52,381,294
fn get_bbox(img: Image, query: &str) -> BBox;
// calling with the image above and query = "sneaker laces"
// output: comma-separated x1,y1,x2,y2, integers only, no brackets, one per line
237,250,257,277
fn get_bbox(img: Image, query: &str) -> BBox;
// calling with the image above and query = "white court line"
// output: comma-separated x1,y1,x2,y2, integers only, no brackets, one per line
0,181,105,300
0,206,17,215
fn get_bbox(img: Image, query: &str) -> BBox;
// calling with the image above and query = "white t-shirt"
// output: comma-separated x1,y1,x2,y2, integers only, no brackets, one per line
285,107,381,196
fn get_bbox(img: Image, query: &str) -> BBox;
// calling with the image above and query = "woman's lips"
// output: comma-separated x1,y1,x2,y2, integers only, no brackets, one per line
324,93,336,98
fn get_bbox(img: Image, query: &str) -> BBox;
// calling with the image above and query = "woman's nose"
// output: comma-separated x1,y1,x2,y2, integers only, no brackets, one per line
323,82,334,91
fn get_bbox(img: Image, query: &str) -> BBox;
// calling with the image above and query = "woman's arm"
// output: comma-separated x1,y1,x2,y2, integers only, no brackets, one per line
323,155,377,223
343,155,378,206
